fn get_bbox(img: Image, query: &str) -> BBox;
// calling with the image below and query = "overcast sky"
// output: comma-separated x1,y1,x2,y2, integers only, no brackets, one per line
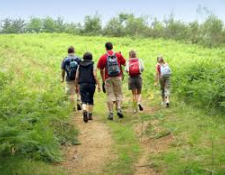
0,0,224,24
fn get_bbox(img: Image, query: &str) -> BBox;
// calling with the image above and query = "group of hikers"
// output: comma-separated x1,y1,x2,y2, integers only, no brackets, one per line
61,42,171,123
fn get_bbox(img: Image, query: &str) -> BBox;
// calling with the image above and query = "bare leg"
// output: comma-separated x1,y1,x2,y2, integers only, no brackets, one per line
132,89,138,112
137,89,143,111
76,93,82,110
70,93,75,110
82,104,87,111
137,89,142,104
107,102,114,113
82,103,88,122
116,100,122,110
88,105,93,120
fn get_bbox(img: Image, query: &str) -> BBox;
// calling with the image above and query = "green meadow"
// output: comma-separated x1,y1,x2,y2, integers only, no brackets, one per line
0,33,224,174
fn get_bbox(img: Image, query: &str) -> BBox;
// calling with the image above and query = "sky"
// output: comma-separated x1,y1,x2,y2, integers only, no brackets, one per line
0,0,224,24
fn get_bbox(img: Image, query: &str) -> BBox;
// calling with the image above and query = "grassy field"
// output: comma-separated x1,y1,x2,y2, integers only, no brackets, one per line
0,33,224,174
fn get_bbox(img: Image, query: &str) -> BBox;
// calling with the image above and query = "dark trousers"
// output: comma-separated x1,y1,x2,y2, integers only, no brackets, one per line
79,83,96,105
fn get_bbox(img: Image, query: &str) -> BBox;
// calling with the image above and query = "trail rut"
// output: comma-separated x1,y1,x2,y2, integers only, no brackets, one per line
61,112,113,175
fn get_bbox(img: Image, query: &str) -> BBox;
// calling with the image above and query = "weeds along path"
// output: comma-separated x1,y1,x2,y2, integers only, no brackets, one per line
61,112,113,175
134,118,173,175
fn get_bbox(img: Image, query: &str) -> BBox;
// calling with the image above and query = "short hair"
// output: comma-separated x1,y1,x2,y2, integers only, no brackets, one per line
68,46,75,54
129,50,136,58
105,42,113,50
157,55,164,63
83,52,93,61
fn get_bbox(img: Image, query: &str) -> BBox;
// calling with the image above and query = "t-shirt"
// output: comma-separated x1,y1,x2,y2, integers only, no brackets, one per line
61,55,81,81
97,50,126,80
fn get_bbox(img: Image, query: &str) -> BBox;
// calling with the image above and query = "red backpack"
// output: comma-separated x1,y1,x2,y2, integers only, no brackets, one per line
129,58,140,76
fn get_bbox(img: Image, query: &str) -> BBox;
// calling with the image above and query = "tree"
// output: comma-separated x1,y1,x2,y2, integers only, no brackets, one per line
1,18,26,34
64,22,82,35
150,18,164,38
201,15,224,47
125,14,149,36
82,14,102,35
27,17,42,33
42,17,56,33
103,17,125,37
55,17,65,33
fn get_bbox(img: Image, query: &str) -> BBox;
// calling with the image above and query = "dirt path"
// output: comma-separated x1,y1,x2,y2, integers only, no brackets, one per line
61,112,113,175
134,108,173,175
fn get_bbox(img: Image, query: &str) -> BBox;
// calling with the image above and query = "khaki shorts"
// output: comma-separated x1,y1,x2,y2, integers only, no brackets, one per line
65,81,76,95
105,77,123,102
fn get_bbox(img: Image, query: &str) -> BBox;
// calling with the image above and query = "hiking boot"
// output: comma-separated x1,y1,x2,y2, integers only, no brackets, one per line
88,113,93,120
108,112,113,120
117,109,124,119
83,111,88,123
166,102,169,108
138,104,144,111
77,103,82,111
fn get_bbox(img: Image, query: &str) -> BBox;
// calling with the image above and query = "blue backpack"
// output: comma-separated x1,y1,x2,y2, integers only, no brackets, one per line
106,53,121,77
66,56,79,80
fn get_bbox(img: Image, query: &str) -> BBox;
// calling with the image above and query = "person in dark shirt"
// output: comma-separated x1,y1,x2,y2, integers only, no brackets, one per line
61,46,82,111
75,52,101,123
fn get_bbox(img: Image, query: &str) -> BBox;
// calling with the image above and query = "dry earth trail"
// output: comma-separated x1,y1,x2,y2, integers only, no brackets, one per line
61,113,113,175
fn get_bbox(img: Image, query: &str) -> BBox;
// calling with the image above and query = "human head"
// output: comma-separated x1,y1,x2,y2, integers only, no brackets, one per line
68,46,75,54
129,50,136,58
83,52,93,61
157,55,164,63
105,42,113,51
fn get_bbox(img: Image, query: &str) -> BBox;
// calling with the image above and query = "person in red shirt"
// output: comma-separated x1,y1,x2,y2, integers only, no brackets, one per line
97,42,126,120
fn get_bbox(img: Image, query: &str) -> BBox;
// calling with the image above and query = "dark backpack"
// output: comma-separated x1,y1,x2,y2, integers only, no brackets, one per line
106,53,120,77
66,57,79,80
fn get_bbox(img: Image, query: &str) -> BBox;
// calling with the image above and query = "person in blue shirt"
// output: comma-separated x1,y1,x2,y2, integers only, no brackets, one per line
61,46,82,111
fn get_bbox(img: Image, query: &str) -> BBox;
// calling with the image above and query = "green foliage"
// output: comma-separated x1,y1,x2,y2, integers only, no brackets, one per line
0,33,224,174
82,14,102,35
0,157,67,175
1,12,225,47
174,60,225,113
0,35,79,173
26,17,42,33
1,18,26,34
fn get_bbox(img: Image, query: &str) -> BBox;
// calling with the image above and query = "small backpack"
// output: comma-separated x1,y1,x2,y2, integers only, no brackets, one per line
128,58,141,76
160,64,172,77
106,53,121,77
66,57,79,80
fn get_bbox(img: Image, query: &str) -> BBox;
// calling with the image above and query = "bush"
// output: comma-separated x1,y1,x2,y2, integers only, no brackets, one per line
174,60,225,113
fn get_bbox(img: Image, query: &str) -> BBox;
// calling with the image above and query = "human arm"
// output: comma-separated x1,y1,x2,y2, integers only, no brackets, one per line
154,65,160,86
61,69,65,83
61,58,66,83
97,55,106,93
125,60,129,73
75,66,79,93
118,53,126,67
93,68,101,92
139,59,144,72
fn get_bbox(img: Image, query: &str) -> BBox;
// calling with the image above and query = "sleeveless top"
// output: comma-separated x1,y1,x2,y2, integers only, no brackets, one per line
78,61,96,84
